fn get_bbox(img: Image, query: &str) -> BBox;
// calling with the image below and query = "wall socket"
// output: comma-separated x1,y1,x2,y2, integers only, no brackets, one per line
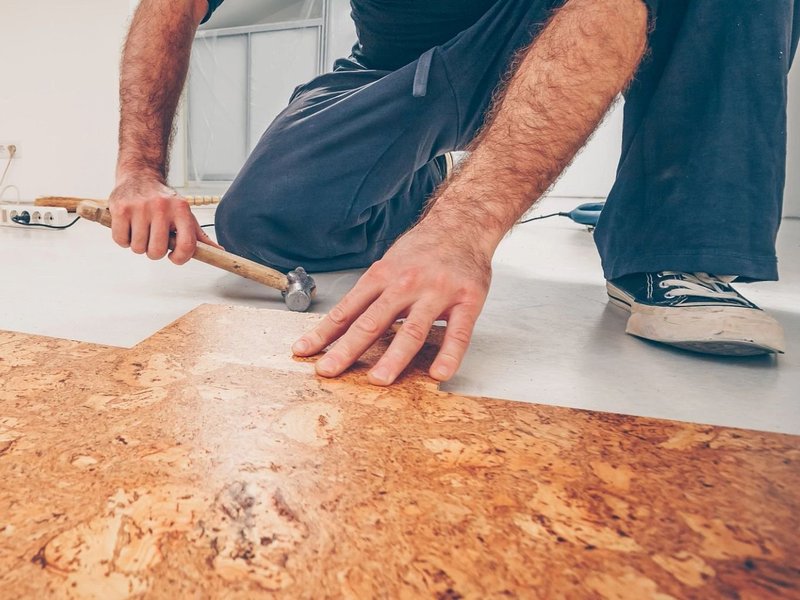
0,143,22,159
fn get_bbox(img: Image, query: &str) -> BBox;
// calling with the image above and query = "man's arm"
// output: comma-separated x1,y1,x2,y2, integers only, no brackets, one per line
293,0,648,385
110,0,220,264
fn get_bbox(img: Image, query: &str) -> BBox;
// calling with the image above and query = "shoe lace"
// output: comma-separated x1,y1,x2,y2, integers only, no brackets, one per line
658,271,750,304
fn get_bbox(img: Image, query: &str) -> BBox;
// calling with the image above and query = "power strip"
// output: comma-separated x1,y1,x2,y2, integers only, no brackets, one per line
0,204,72,228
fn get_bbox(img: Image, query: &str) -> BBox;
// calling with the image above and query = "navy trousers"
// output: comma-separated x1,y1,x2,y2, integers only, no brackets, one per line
216,0,799,281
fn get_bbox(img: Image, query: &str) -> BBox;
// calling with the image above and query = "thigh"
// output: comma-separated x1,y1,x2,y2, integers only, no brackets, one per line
215,61,456,270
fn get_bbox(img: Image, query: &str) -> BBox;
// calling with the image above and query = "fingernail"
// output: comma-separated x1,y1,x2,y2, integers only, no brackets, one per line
317,356,337,374
434,365,450,379
292,339,309,354
370,367,390,385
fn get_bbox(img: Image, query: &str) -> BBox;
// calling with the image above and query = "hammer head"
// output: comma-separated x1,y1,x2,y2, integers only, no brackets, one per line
282,267,316,312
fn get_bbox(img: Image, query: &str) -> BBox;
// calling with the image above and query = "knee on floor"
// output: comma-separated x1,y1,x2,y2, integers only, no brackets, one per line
214,191,333,271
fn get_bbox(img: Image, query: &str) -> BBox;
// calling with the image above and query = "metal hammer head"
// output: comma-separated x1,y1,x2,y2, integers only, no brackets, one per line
282,267,316,312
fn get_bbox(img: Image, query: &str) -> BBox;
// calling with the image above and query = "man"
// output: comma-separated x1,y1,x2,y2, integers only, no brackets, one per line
110,0,797,386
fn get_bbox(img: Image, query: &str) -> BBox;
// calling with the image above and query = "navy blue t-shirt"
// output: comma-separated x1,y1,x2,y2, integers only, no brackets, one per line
202,0,499,70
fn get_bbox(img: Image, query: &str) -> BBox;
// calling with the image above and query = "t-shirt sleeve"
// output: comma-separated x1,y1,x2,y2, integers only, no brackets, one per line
201,0,225,24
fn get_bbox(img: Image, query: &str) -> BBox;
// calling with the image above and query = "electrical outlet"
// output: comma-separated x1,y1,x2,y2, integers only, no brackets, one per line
0,204,71,228
0,143,22,159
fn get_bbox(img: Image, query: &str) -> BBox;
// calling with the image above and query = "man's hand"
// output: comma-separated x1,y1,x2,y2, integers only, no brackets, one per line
292,220,491,386
109,177,221,265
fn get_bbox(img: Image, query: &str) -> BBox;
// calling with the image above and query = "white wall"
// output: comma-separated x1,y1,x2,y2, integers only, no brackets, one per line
0,0,131,201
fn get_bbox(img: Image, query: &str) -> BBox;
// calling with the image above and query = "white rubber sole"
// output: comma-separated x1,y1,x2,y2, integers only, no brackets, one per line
606,282,786,356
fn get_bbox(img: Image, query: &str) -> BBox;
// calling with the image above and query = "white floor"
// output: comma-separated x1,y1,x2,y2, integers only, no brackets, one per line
2,197,798,434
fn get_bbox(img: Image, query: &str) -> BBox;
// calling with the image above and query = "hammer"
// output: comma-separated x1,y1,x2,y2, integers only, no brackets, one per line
76,201,316,312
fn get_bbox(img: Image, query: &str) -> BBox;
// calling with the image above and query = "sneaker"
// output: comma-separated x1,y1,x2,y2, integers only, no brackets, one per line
606,271,786,356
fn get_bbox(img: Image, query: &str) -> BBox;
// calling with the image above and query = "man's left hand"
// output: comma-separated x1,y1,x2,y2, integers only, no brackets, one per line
292,220,492,385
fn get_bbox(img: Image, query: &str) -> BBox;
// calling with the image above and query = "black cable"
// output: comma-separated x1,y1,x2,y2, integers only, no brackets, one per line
200,223,215,229
517,212,568,225
11,214,82,230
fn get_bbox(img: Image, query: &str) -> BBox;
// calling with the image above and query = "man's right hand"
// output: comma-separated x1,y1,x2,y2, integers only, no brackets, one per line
108,177,221,265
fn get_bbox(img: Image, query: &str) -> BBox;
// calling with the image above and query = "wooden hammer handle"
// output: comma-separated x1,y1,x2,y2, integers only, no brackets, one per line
192,244,288,292
77,201,288,292
37,195,221,212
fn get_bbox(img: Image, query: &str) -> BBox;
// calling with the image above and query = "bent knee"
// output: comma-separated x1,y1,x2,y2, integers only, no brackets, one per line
215,190,339,270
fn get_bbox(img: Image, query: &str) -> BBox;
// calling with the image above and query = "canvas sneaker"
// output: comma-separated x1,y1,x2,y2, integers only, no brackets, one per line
606,271,786,356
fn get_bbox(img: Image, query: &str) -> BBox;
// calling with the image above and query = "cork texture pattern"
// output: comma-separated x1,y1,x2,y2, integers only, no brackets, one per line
1,304,798,599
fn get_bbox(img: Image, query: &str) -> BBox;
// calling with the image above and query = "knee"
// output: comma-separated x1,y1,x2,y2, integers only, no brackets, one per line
216,192,298,268
214,179,337,271
213,192,246,255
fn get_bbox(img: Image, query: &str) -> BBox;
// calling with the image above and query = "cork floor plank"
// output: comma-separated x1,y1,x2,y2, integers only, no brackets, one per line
0,304,798,599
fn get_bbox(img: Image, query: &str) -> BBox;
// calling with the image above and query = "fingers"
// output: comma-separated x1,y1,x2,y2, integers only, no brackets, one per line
313,294,401,378
291,228,490,386
109,179,207,265
129,211,150,255
168,206,198,265
110,208,131,248
302,298,476,384
292,276,383,357
293,276,480,383
368,305,439,386
147,212,171,260
429,306,478,382
314,299,399,377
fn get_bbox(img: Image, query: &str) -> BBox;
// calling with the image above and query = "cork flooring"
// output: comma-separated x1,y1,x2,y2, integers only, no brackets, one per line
1,304,798,599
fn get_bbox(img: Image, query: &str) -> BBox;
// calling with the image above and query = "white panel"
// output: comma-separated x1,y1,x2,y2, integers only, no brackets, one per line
249,28,320,152
188,35,248,181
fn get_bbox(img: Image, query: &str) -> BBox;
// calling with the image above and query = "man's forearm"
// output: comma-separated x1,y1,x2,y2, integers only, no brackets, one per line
116,0,206,182
423,0,648,253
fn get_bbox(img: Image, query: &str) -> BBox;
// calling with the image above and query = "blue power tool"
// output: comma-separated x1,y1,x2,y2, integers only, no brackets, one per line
519,201,605,228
